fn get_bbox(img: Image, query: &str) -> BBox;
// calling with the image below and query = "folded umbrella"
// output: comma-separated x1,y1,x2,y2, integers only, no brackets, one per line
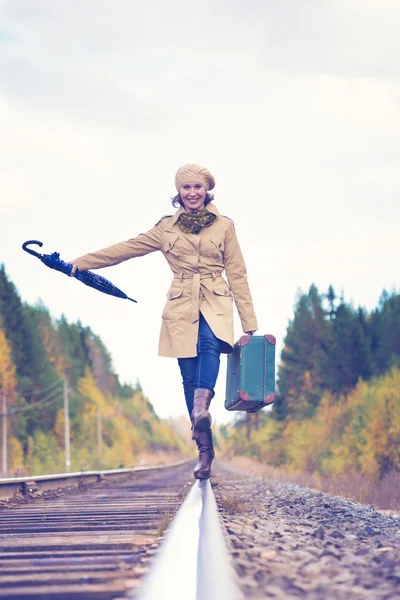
22,240,137,303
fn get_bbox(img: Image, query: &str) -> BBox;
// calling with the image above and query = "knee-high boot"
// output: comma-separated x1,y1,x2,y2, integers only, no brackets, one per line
193,429,215,479
191,388,213,433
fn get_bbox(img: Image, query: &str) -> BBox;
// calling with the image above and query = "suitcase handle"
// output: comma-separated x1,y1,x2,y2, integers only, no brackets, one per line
235,334,251,348
235,333,276,348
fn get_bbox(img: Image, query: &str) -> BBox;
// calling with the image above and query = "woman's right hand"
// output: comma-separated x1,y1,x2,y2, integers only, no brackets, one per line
68,262,78,277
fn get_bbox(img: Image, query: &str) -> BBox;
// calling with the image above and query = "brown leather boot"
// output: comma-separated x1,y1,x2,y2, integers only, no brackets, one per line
191,388,213,433
194,430,215,479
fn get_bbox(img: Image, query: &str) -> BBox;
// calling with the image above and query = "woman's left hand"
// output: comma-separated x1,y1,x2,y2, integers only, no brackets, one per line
68,262,78,277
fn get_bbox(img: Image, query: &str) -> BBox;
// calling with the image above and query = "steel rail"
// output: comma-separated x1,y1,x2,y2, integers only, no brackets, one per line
135,479,243,600
0,458,193,501
0,460,196,599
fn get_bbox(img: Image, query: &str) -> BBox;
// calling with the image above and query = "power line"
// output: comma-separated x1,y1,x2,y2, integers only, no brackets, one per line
0,385,61,413
0,387,64,417
0,394,63,417
20,378,63,399
0,381,75,417
25,383,63,405
1,381,72,477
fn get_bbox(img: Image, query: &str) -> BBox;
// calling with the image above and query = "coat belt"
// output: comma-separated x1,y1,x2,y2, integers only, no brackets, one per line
173,272,223,323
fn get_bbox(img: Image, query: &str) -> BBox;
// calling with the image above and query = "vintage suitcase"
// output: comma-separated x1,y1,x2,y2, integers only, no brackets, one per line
225,334,276,413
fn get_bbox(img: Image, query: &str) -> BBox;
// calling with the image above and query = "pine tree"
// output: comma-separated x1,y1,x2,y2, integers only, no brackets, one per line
30,302,66,376
277,285,336,420
370,292,400,375
0,266,56,392
330,303,373,392
57,316,90,385
86,334,120,396
326,285,336,320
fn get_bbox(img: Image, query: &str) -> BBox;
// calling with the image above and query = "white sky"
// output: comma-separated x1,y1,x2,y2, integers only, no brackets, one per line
1,0,399,425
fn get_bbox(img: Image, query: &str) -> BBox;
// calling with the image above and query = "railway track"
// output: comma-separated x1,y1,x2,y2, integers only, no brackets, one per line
2,460,398,599
0,459,242,600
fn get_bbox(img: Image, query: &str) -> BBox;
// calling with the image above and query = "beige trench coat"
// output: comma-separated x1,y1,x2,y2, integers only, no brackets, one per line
74,203,258,358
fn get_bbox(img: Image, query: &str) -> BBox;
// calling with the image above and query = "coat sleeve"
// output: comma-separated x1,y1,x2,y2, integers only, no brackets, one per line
223,219,258,333
74,224,163,271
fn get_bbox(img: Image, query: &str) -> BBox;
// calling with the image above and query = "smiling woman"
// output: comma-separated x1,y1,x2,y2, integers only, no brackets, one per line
180,182,207,210
69,163,258,481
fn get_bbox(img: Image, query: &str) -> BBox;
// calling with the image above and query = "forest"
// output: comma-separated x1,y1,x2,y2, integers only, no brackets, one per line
224,284,400,503
0,265,188,476
2,262,399,500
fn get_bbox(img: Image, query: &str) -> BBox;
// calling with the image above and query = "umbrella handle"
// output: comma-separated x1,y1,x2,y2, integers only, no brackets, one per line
22,240,43,258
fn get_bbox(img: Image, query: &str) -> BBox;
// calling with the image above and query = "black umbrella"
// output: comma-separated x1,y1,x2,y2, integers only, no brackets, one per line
22,240,137,303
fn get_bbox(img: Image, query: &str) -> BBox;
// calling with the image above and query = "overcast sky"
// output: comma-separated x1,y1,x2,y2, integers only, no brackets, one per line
1,0,399,425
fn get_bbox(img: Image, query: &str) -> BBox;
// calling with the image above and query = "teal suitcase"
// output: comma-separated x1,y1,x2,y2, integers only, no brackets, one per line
225,334,276,413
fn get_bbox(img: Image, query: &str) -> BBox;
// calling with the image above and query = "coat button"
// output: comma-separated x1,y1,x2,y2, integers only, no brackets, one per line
192,251,197,256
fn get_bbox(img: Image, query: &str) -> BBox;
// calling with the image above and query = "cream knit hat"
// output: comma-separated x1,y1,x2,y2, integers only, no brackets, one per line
174,163,215,192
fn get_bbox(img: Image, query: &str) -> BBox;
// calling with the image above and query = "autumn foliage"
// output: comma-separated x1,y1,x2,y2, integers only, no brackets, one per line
224,285,400,502
0,266,189,476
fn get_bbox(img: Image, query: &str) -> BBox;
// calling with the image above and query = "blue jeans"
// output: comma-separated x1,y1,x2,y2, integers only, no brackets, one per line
178,313,221,417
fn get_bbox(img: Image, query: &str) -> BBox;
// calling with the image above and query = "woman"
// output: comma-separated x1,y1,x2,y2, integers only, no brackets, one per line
70,163,258,479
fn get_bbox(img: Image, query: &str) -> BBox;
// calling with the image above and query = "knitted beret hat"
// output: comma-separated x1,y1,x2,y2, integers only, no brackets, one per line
174,163,215,192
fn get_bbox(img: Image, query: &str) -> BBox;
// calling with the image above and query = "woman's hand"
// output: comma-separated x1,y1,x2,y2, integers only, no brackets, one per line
245,330,256,336
68,262,78,277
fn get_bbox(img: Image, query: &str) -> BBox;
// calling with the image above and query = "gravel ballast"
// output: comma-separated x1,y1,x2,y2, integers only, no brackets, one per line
214,464,400,600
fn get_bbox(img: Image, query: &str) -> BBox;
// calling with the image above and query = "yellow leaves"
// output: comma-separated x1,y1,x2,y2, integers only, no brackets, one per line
0,313,189,474
58,369,188,473
78,369,113,417
286,370,400,479
284,371,317,419
8,437,24,474
26,431,64,476
284,419,327,473
0,328,17,396
359,368,400,477
54,408,72,449
318,370,400,481
101,416,145,467
251,418,284,465
225,367,400,483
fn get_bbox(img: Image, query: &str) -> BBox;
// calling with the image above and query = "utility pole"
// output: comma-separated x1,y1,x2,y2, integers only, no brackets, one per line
1,392,7,478
246,412,252,442
97,407,103,466
64,378,71,473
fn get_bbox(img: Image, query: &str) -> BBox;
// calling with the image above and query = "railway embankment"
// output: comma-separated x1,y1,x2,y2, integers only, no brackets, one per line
216,465,400,600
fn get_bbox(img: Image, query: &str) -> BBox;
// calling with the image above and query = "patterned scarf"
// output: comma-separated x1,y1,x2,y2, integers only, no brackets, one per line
177,208,217,235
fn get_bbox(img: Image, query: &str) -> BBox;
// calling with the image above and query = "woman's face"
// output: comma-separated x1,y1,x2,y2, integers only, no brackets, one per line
180,182,207,212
